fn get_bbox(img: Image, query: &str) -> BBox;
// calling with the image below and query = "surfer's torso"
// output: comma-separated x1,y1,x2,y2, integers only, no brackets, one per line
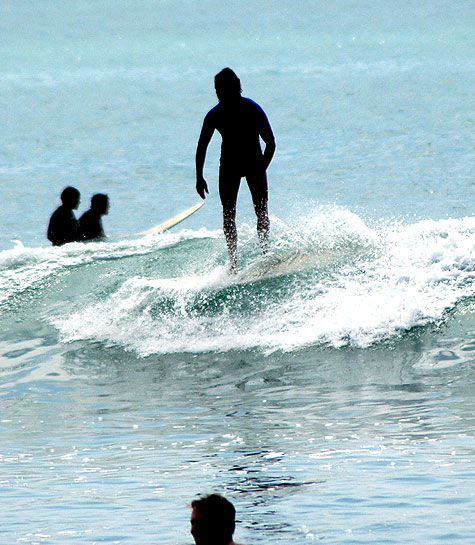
204,97,273,174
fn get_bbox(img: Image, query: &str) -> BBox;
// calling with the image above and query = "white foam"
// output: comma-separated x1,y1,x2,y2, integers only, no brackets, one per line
0,228,218,304
51,211,475,355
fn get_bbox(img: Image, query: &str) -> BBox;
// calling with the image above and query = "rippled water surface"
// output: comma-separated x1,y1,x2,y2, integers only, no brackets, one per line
3,334,475,543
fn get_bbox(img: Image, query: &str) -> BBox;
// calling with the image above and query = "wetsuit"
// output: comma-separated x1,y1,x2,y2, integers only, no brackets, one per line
200,96,275,207
196,94,275,271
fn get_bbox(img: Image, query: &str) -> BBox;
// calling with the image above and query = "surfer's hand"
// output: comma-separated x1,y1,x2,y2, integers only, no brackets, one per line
196,177,209,200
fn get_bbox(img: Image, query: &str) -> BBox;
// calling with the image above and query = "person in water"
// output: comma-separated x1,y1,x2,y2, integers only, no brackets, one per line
196,67,276,272
79,193,109,241
190,494,244,545
47,186,81,246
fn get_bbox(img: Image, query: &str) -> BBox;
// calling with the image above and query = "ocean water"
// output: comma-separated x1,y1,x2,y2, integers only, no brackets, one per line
1,0,474,543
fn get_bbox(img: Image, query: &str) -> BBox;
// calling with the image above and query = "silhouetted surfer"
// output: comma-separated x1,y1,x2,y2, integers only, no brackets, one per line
190,494,245,545
47,186,81,246
79,193,109,241
196,68,276,272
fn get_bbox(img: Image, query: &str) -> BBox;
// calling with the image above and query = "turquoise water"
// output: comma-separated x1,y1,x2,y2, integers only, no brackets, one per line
1,1,474,543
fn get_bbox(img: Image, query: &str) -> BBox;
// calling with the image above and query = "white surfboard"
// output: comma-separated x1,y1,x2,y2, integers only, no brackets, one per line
138,201,204,235
147,248,346,291
146,252,313,292
146,265,283,292
147,274,209,290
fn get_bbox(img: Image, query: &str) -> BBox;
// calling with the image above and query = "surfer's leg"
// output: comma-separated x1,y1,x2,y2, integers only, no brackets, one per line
219,169,241,273
247,172,270,255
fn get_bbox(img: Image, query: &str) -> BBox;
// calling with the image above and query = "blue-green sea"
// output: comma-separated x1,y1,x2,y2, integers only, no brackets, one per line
1,1,474,543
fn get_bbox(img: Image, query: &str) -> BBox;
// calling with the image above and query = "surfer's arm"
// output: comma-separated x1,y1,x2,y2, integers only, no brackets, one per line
195,115,215,199
262,132,275,171
258,109,275,171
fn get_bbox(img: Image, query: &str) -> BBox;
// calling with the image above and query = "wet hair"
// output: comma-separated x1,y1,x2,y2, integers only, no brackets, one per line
214,68,242,101
191,494,236,543
90,193,109,214
60,186,80,207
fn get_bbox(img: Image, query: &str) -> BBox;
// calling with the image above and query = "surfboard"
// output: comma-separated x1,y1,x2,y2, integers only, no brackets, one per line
146,274,208,290
109,201,204,241
147,248,348,291
145,265,286,292
146,252,317,291
138,201,204,235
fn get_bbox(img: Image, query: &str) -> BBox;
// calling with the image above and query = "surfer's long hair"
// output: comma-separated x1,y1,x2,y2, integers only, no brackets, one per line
214,67,242,102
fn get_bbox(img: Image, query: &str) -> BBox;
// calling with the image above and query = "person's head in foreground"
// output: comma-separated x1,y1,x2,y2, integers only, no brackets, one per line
191,494,243,545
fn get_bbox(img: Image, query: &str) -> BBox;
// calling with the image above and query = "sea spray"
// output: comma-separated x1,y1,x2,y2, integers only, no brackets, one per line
49,210,475,355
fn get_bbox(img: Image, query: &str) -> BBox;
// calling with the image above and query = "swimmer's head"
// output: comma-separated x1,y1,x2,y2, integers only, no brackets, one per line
61,186,80,209
91,193,109,215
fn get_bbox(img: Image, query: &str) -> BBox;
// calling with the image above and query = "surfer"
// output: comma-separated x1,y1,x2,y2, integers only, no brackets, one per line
190,494,245,545
196,67,276,272
79,193,109,241
47,186,81,246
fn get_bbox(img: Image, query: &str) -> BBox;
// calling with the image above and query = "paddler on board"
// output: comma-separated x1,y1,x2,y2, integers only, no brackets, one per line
195,68,276,273
47,188,110,245
47,186,81,246
79,193,109,241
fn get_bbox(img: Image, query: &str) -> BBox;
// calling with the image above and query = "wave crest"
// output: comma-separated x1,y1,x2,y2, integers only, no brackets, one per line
49,210,475,354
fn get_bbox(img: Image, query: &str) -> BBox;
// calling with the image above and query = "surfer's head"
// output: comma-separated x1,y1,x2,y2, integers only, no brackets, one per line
215,68,241,103
190,494,236,545
61,186,80,210
90,193,109,215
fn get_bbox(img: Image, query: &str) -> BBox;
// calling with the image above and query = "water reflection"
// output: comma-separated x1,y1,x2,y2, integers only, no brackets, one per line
2,316,475,543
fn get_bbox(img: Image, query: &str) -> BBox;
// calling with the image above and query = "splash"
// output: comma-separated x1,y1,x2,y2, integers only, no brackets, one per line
0,228,218,306
50,209,475,355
